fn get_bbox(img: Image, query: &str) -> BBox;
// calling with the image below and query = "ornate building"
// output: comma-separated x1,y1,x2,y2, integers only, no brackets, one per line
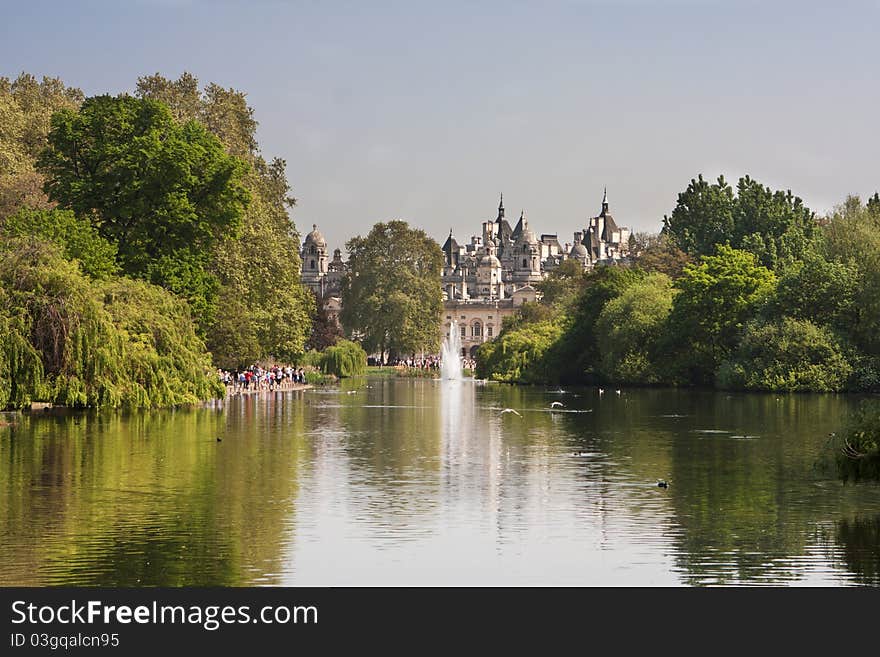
300,191,631,357
440,191,630,356
300,224,345,301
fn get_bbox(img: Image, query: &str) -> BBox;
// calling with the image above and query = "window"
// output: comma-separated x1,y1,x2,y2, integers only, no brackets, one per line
472,323,482,338
522,258,527,268
446,316,452,320
487,326,493,337
310,260,316,269
460,325,467,338
488,316,493,319
310,246,316,255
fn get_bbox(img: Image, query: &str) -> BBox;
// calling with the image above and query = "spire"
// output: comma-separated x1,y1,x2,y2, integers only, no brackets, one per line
601,187,609,215
497,193,505,222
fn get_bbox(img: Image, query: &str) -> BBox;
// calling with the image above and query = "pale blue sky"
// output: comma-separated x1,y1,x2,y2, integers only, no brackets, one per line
3,0,879,249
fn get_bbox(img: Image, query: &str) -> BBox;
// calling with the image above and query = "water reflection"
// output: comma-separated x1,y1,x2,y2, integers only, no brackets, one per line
835,516,880,585
1,382,879,586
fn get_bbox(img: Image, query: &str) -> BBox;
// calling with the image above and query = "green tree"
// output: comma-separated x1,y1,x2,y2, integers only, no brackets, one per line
661,245,776,385
320,340,367,377
717,318,852,392
37,94,250,329
595,273,675,384
553,265,647,383
341,221,443,361
135,74,314,361
0,74,83,217
663,174,817,270
475,320,563,384
0,238,222,409
631,232,691,279
535,258,586,307
822,196,880,356
867,192,880,217
771,253,859,331
1,207,118,278
662,174,735,256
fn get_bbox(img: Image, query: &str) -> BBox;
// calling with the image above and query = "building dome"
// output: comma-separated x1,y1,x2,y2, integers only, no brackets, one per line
304,224,327,247
480,254,502,268
570,242,588,258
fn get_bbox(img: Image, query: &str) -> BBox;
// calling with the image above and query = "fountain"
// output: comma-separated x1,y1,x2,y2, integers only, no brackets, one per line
440,321,463,380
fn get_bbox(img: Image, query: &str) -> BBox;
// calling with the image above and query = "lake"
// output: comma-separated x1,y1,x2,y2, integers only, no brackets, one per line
1,377,879,586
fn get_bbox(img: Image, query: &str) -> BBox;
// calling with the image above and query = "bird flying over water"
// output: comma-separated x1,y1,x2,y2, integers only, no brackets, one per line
550,401,564,408
500,408,522,417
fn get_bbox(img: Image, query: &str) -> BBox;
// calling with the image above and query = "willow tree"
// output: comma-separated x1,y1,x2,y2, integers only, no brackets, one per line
0,238,223,409
341,221,443,361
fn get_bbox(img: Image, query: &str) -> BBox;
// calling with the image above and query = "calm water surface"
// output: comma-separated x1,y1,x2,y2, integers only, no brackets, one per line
2,378,879,586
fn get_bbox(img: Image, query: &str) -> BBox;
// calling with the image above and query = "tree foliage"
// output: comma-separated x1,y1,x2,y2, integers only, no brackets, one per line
631,232,692,279
660,245,776,385
834,401,880,483
475,320,563,384
0,239,222,409
320,339,367,378
341,221,443,359
717,318,851,392
37,94,250,328
535,257,586,307
135,73,314,361
307,292,345,352
1,207,118,279
0,74,83,217
771,253,859,331
553,266,648,383
595,273,675,384
663,174,818,270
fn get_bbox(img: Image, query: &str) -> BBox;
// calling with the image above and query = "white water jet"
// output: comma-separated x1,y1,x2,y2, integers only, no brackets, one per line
440,321,463,380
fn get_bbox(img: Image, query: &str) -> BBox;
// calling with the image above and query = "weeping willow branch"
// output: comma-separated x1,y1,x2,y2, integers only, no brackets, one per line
0,238,224,409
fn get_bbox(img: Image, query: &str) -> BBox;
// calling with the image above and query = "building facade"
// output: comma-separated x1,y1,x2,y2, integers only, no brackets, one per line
439,191,630,356
300,191,631,357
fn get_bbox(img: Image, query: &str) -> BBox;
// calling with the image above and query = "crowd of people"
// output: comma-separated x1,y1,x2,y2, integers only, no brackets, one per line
394,356,440,370
218,365,309,392
392,355,476,371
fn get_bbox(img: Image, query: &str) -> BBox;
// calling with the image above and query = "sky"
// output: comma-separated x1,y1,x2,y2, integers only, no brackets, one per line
2,0,879,250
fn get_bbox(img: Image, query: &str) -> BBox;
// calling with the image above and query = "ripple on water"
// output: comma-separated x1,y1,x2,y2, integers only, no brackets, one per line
2,380,879,586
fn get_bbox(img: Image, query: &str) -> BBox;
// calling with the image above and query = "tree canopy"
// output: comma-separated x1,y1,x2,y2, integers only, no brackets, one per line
135,73,314,364
340,221,443,360
663,174,818,270
661,245,776,384
37,94,250,326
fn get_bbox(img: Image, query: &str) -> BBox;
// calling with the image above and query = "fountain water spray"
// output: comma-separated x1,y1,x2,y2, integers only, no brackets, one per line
440,321,463,380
